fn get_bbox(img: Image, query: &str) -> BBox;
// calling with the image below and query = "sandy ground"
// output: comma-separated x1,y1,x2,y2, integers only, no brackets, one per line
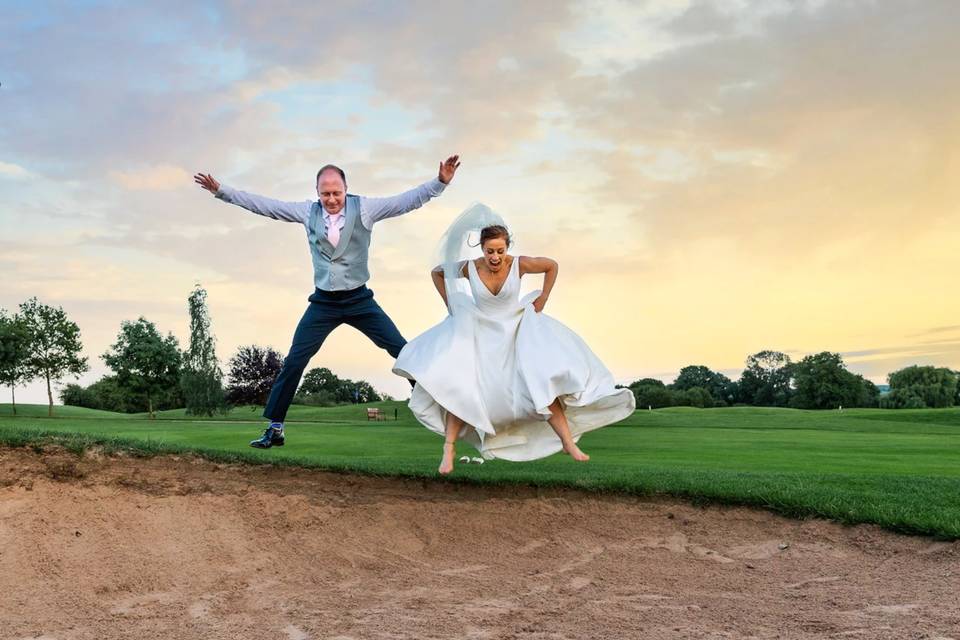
0,447,958,640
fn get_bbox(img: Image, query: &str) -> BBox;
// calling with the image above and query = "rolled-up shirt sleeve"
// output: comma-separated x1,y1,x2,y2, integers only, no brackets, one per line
215,184,312,224
359,178,447,229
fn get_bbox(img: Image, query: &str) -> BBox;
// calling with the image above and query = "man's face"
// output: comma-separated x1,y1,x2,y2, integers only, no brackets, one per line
317,171,346,214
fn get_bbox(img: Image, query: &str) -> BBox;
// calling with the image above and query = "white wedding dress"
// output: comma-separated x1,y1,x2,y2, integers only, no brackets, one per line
393,255,636,461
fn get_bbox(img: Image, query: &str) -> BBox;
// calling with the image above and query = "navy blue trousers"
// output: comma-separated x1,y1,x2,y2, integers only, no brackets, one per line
263,286,406,422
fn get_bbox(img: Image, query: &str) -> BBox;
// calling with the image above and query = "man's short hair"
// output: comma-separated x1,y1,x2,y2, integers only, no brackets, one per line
316,164,347,186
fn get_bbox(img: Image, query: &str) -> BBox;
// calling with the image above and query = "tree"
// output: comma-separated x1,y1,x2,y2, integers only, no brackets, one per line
880,388,927,409
672,365,732,405
627,378,674,409
631,378,665,388
226,345,284,406
738,350,793,406
673,386,714,408
299,367,340,395
860,378,880,408
294,367,382,405
789,352,874,410
673,366,717,391
102,317,182,419
61,374,184,414
180,285,227,416
884,365,958,409
84,375,143,412
724,379,742,405
294,367,340,406
337,379,381,404
0,310,32,415
294,388,338,406
19,297,89,417
59,383,93,408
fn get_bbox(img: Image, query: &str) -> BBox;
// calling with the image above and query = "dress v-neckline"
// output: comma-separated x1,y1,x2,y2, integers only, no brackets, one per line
471,257,513,297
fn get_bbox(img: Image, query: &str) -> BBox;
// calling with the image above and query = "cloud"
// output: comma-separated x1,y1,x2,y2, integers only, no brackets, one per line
842,341,960,361
912,325,960,338
109,164,193,191
0,161,32,179
553,0,960,270
213,1,582,156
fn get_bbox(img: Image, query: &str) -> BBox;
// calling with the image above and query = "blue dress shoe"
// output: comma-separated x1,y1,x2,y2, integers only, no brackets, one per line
250,425,285,449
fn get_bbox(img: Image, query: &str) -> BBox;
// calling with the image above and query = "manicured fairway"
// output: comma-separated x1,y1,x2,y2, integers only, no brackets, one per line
2,403,959,538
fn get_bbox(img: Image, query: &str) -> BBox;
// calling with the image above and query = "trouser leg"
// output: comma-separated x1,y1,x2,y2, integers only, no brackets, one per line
343,291,416,388
344,293,407,358
263,301,340,422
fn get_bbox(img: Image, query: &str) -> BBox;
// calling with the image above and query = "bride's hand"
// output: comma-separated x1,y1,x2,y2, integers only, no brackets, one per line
533,294,548,313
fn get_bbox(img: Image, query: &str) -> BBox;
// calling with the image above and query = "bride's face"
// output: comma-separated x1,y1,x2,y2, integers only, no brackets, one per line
482,238,508,272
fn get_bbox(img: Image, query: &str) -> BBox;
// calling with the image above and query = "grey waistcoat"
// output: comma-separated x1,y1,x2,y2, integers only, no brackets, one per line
306,195,372,291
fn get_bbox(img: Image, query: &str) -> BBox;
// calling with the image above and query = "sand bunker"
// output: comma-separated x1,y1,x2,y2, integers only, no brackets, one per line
1,447,958,639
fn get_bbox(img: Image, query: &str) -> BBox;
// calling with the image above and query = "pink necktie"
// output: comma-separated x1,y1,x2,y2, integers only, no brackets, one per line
327,213,342,247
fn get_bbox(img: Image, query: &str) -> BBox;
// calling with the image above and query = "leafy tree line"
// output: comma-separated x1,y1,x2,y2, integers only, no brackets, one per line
2,294,955,415
2,287,386,416
622,350,960,410
221,347,386,407
294,366,384,406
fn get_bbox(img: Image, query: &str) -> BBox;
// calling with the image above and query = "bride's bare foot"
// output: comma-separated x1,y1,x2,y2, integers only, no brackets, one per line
439,442,456,475
563,443,590,462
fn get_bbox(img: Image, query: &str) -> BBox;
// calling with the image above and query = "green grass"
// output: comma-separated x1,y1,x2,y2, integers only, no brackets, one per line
0,401,412,422
2,403,959,539
0,403,137,419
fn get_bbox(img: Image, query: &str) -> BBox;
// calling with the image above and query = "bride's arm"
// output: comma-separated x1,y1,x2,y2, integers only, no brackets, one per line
431,261,468,309
431,266,448,308
519,256,558,313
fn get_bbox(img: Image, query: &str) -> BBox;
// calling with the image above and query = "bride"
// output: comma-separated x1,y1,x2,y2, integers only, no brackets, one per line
393,204,636,474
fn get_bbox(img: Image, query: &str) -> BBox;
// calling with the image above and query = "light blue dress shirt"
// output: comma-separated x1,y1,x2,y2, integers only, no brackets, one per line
215,178,447,233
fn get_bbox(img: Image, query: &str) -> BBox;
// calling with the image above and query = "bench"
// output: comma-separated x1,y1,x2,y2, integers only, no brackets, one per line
366,407,386,421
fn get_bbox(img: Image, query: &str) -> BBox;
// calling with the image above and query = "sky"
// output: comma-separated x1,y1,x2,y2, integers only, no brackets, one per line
2,0,959,404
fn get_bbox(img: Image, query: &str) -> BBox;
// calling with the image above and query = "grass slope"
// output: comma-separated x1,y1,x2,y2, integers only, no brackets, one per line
1,403,958,539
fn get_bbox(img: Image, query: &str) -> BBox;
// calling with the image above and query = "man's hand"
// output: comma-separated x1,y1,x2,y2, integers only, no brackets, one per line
194,172,221,194
438,154,461,184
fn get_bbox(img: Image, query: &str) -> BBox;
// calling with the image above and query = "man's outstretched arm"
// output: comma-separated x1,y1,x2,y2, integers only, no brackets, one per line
360,154,461,228
194,172,311,224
